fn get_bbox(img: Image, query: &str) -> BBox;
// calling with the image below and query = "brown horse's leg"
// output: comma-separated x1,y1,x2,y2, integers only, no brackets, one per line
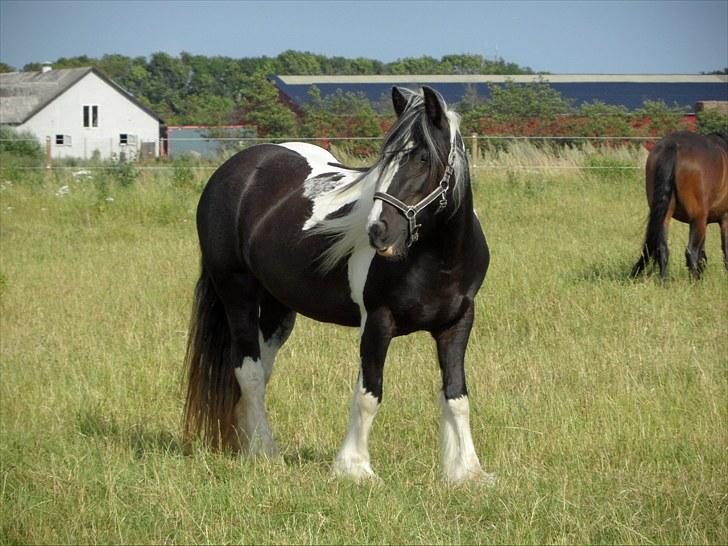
657,214,672,282
685,217,708,280
720,215,728,272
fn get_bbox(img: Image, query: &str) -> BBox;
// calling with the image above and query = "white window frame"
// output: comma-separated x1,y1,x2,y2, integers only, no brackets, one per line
55,134,72,146
119,133,137,146
83,104,98,128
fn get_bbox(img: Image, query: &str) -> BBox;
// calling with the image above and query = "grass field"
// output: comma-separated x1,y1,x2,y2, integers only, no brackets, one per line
1,147,726,544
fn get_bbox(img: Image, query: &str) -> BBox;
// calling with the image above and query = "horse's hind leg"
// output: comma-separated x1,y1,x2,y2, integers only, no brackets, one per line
720,215,728,272
685,217,708,280
259,292,296,386
213,271,278,456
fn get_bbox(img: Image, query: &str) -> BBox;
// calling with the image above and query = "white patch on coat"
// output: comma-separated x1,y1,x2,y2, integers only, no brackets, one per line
440,394,495,485
333,374,381,481
277,142,363,231
365,152,404,228
234,357,278,457
257,312,295,385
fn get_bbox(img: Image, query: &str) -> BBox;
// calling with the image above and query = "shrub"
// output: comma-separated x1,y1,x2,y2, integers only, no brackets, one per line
696,110,728,135
0,126,43,159
105,161,139,187
631,100,689,136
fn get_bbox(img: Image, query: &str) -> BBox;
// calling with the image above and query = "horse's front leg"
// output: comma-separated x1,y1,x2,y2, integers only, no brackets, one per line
333,308,393,482
434,302,495,485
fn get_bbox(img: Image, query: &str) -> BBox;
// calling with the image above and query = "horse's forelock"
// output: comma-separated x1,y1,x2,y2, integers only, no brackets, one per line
380,92,463,184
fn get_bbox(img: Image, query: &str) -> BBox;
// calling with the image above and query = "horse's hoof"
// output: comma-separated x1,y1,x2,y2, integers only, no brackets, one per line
331,460,382,484
446,467,497,487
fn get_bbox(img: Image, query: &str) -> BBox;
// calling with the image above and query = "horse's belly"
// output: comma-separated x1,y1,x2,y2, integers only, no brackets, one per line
247,242,361,327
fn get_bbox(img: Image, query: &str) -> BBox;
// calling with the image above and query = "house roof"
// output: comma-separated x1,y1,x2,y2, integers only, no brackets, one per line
0,67,162,125
270,74,728,111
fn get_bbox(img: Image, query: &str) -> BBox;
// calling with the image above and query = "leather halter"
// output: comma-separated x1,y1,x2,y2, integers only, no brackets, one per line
373,143,457,246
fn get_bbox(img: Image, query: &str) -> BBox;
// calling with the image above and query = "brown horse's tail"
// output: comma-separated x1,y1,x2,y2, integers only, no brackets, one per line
183,264,241,451
631,141,677,280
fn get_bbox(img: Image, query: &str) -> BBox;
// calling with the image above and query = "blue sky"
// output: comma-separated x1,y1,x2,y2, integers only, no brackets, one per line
1,0,726,73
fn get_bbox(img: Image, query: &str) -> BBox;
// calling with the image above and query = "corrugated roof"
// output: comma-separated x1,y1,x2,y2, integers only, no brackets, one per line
0,67,162,125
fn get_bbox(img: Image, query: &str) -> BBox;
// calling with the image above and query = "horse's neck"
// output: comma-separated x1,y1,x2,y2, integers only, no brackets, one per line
432,186,477,258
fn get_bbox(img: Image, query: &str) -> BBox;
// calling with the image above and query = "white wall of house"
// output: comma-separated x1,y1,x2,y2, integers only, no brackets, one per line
19,71,159,160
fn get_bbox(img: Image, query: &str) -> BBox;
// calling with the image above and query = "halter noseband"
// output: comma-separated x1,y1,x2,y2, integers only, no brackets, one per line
373,143,457,246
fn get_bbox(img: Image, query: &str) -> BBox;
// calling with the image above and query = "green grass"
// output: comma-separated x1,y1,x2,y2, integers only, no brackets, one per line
1,157,726,544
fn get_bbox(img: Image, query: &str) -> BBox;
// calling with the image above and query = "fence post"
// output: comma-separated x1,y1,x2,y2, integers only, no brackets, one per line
470,133,479,168
45,136,52,169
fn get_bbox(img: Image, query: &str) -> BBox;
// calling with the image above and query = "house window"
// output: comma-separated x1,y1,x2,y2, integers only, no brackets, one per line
119,134,137,146
83,105,98,127
55,134,71,146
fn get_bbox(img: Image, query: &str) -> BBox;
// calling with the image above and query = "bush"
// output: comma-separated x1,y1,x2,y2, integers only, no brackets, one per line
0,126,43,159
105,161,139,187
696,110,728,135
0,127,45,184
631,100,689,136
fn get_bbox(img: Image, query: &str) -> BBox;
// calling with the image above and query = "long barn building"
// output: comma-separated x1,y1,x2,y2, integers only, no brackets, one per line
270,74,728,112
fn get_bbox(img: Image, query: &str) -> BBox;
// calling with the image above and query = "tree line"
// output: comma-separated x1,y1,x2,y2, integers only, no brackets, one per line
1,51,725,149
0,51,532,127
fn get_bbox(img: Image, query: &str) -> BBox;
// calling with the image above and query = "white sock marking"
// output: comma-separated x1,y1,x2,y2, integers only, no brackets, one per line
333,374,380,480
440,394,493,484
234,357,278,456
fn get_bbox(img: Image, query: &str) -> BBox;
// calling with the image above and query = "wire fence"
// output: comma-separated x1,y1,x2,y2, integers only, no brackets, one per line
0,134,655,172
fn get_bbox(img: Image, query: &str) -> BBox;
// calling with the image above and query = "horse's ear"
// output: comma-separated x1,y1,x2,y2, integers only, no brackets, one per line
422,86,447,129
392,87,409,117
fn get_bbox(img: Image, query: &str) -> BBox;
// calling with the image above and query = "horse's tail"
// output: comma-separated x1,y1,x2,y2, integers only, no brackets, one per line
631,141,677,279
183,264,240,451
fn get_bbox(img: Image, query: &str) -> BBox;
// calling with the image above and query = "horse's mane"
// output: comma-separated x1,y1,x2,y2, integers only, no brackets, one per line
307,90,469,273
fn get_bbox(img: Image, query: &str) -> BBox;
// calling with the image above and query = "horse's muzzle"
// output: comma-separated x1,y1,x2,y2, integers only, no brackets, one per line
368,220,397,257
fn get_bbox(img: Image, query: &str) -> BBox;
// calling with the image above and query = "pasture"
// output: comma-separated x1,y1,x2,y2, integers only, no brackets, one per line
1,146,726,544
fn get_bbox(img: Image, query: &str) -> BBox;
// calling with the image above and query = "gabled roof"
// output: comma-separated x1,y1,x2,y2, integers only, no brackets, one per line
0,67,162,125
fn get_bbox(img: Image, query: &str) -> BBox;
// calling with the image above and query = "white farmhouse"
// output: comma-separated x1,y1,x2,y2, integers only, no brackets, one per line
0,66,162,160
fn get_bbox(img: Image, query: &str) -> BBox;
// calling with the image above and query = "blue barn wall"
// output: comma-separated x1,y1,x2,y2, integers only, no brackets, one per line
271,75,728,112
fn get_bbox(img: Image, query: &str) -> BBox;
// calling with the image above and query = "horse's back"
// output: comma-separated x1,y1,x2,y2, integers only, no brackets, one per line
196,144,303,271
196,143,361,326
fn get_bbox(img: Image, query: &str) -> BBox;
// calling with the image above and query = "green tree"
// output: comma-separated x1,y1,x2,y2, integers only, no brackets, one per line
485,77,572,122
574,101,631,137
387,56,441,75
235,75,297,137
276,50,323,74
302,87,381,154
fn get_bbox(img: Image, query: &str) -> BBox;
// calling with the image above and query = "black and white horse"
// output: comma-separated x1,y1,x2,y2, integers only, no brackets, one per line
184,86,492,483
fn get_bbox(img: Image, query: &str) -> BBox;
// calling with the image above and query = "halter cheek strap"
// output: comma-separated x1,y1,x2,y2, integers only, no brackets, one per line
373,145,457,246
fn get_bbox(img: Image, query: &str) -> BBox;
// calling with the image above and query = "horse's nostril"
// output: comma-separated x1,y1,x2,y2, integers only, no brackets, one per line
369,221,386,239
368,220,388,248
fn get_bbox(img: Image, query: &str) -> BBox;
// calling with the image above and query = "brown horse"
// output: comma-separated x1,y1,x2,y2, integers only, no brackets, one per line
631,131,728,280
